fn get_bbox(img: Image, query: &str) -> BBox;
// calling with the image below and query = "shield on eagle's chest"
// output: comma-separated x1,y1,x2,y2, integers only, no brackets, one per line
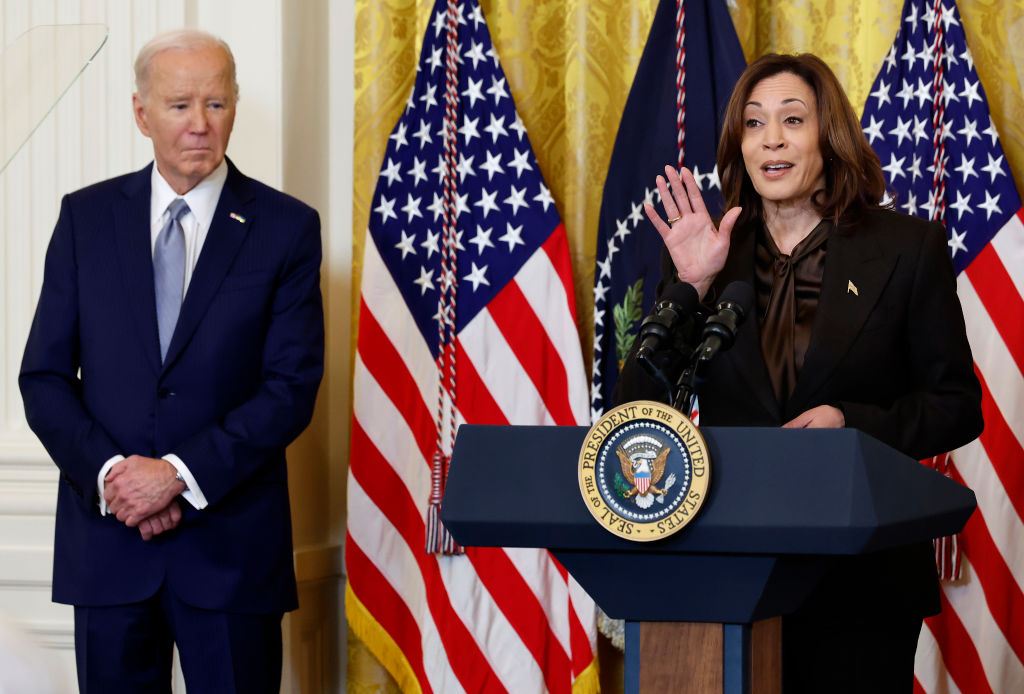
635,469,650,494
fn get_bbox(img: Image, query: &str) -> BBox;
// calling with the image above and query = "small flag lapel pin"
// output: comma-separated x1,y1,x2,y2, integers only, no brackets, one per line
229,212,246,223
847,280,858,296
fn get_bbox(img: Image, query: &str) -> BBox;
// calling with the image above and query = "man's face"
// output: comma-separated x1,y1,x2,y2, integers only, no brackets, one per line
133,45,236,194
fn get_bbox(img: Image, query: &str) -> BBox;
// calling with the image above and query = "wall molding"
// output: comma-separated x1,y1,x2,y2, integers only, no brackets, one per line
0,547,52,588
0,449,57,516
20,618,74,650
0,433,50,466
0,544,343,588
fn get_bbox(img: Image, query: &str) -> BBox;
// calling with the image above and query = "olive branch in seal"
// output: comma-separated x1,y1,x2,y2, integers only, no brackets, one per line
613,278,644,370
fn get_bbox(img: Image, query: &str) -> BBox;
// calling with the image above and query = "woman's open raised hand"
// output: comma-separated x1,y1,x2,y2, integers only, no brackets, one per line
643,165,742,300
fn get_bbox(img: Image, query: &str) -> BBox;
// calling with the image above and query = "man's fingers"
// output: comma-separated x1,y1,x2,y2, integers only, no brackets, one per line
104,461,127,481
103,458,181,524
117,504,147,527
139,521,154,541
138,514,167,541
104,472,127,508
150,513,169,535
127,499,184,537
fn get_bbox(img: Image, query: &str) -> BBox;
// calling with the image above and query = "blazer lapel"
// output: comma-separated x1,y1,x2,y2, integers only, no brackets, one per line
113,165,162,375
162,162,255,369
788,222,897,411
711,223,781,421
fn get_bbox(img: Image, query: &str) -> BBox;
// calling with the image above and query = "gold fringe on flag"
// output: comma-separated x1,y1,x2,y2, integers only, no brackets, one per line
571,656,602,694
345,582,424,694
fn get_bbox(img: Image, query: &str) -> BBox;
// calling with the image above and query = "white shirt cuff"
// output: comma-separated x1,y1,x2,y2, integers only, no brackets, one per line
163,454,209,510
96,455,125,515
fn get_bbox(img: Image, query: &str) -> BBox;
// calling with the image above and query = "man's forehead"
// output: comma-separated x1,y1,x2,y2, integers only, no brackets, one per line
149,48,233,93
150,46,229,76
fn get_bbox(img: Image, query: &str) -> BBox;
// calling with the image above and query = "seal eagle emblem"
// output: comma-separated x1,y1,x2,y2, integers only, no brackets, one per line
578,400,711,541
615,436,674,508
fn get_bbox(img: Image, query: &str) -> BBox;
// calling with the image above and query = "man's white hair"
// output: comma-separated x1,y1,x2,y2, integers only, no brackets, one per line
134,29,239,102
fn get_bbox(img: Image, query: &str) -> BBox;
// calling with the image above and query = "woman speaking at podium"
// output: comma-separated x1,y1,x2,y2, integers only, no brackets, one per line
615,53,983,693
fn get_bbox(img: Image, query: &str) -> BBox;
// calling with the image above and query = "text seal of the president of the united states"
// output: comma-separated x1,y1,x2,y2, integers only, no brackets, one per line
578,400,711,541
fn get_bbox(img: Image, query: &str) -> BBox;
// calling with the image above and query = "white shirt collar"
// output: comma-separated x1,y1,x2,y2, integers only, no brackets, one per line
150,158,229,229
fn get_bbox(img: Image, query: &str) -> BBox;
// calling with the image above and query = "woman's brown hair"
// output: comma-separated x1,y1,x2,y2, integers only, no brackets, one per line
717,53,887,228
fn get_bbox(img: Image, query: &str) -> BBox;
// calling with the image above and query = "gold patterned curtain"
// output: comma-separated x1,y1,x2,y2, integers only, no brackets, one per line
350,1,1024,690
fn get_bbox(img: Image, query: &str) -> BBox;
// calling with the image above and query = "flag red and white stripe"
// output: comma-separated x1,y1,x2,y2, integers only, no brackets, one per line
346,1,598,691
861,1,1024,690
349,231,598,694
917,210,1024,693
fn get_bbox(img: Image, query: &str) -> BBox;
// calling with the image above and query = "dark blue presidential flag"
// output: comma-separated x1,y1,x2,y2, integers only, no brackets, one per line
590,0,745,418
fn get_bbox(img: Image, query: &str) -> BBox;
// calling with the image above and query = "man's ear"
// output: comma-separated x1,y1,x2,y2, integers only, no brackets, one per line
132,93,150,137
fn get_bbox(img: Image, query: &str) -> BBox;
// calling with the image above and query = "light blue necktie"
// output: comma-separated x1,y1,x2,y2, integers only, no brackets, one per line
154,198,190,361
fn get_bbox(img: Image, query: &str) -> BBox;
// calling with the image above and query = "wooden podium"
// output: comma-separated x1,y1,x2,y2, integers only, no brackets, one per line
440,425,976,693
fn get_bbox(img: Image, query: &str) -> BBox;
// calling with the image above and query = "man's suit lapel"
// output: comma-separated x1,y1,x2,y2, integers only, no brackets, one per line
113,164,162,375
712,223,781,421
162,161,255,369
789,221,897,412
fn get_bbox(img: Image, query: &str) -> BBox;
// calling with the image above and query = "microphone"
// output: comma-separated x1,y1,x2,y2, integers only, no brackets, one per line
694,281,754,363
636,282,701,364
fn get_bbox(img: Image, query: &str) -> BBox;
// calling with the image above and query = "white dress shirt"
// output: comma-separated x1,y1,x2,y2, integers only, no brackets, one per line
97,160,229,515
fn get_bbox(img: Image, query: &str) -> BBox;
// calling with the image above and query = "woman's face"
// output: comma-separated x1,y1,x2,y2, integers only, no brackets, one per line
740,72,825,210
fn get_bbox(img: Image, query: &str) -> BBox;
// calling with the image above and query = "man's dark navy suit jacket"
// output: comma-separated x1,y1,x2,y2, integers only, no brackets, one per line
20,159,324,614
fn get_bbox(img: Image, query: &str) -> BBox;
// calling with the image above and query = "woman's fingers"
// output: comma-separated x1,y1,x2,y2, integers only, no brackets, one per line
652,165,702,232
655,173,680,223
643,201,670,239
648,166,716,234
665,165,695,219
718,206,743,240
677,167,710,220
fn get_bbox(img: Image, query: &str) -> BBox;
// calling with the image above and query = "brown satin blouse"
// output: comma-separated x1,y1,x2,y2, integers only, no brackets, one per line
755,219,832,407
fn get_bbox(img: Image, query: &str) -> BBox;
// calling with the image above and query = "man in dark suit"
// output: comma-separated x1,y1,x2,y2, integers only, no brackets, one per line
19,29,324,693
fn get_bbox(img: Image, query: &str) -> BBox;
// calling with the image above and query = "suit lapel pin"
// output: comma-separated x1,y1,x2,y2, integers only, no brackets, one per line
847,280,859,296
229,212,247,223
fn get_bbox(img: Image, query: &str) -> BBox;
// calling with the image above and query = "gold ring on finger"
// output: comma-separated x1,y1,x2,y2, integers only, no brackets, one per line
667,215,682,224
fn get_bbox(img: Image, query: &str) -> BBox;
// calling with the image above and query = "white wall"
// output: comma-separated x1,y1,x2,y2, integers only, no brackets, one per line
0,1,353,691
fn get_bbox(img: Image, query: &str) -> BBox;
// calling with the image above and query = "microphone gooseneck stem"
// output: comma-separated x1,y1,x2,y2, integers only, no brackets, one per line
671,281,754,415
672,365,697,414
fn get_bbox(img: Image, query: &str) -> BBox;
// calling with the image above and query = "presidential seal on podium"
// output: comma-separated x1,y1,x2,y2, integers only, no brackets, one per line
578,400,710,541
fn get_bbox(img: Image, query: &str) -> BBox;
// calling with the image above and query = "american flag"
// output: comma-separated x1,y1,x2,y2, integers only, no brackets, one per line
346,0,598,692
861,1,1024,691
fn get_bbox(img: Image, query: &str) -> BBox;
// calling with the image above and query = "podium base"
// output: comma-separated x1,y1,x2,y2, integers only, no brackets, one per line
624,618,781,694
